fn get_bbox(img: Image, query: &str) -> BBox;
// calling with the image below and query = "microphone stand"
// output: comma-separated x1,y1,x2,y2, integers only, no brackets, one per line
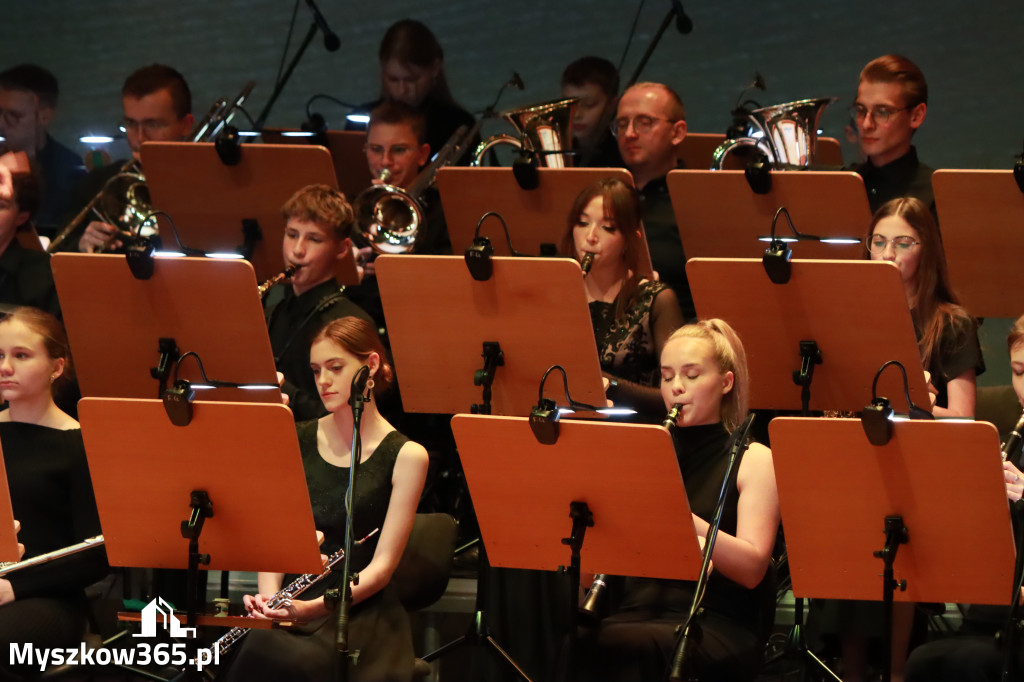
668,413,755,681
334,371,370,682
255,0,340,131
626,0,692,87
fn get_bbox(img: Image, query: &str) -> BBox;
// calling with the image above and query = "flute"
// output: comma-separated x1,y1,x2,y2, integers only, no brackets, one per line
0,535,104,576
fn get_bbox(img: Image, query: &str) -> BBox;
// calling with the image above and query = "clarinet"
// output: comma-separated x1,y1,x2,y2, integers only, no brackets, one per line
1002,410,1024,462
580,252,595,276
207,546,346,658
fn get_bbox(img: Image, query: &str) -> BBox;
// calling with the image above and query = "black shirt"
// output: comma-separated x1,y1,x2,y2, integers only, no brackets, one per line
576,131,624,169
34,134,87,239
264,278,372,421
0,240,60,317
851,146,934,215
639,173,695,321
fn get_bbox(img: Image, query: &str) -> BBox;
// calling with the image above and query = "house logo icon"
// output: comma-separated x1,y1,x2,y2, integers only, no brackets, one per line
133,597,197,638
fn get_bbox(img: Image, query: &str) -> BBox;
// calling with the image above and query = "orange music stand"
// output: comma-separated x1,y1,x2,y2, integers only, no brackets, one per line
51,254,280,404
687,258,929,412
452,415,701,580
376,255,605,416
0,443,20,563
80,398,323,628
436,167,655,279
933,170,1024,318
141,141,359,285
260,128,373,203
770,417,1015,605
666,169,871,261
679,133,843,170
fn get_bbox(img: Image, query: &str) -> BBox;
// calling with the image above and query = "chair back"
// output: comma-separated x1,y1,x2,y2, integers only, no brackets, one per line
391,513,458,611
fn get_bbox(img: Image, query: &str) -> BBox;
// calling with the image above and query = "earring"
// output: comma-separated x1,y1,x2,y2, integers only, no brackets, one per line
49,375,56,384
366,378,375,392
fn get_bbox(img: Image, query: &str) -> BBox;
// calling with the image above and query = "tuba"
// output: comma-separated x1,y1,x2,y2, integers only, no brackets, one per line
472,97,578,168
710,97,837,170
352,124,475,254
47,83,256,253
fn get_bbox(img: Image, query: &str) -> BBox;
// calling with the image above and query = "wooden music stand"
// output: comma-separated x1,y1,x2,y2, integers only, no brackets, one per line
51,254,280,404
260,128,373,202
770,417,1014,604
79,398,323,628
452,415,700,580
666,169,871,261
687,258,929,412
0,443,20,562
141,141,359,285
679,133,844,170
375,255,605,416
436,167,654,278
933,170,1024,318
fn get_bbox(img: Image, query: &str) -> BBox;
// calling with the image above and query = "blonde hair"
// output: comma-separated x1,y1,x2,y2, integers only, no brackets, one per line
1008,314,1024,354
665,318,749,431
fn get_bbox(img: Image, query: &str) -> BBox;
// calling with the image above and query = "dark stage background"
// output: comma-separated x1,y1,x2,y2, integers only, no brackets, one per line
3,0,1023,380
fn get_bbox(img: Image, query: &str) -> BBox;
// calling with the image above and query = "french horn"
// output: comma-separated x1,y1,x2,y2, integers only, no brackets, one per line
710,97,836,170
472,97,578,168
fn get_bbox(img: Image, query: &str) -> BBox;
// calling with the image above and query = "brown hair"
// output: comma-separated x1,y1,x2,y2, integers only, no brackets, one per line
0,307,74,394
561,56,620,100
665,319,749,432
121,64,192,119
560,177,644,320
866,197,965,368
281,184,355,240
368,100,427,145
1008,315,1024,354
859,54,928,108
312,316,394,395
378,19,456,108
0,64,59,109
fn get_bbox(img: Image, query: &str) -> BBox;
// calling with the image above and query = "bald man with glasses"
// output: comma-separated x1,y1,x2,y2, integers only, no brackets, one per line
613,82,691,320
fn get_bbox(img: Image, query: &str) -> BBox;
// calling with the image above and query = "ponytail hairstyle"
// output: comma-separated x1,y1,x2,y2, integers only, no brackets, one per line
665,318,749,431
312,316,394,395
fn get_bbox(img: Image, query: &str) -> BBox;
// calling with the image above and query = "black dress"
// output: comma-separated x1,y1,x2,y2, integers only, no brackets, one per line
0,423,108,681
218,422,414,682
590,280,683,418
583,423,774,682
918,310,985,410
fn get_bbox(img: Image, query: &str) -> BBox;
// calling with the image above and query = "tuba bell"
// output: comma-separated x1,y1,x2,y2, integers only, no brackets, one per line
710,97,837,170
352,124,476,254
472,97,578,168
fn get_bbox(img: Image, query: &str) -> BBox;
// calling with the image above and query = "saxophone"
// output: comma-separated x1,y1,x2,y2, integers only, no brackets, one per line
1001,409,1024,462
207,545,345,658
257,264,300,298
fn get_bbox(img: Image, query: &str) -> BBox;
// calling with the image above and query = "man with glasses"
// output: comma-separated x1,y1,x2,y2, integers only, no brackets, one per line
64,64,194,253
849,54,933,214
613,82,692,320
0,65,85,238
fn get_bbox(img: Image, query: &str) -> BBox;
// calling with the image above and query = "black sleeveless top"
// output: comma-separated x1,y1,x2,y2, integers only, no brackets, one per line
285,421,407,598
620,423,772,636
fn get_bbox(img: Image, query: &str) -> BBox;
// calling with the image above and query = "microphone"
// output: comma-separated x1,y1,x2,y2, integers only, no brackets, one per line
349,365,370,409
304,0,341,52
670,0,693,34
662,403,683,429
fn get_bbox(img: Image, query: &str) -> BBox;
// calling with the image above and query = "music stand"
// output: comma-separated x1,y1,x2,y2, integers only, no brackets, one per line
51,254,280,404
687,258,930,413
436,167,654,278
679,133,844,170
79,397,323,627
933,170,1024,318
0,442,20,562
770,417,1016,682
260,128,373,203
666,169,871,261
375,255,605,416
141,141,359,285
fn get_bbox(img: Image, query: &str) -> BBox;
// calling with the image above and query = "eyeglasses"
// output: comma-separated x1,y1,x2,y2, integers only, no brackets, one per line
364,143,415,159
0,107,32,127
610,115,676,137
120,118,172,135
866,235,920,253
848,104,912,124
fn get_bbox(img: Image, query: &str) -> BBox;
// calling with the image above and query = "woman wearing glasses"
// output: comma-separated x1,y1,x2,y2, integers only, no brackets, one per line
865,196,983,417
